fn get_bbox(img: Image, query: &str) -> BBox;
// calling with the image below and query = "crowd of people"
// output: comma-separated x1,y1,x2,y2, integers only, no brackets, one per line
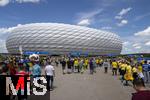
0,54,52,100
0,54,150,100
59,57,150,86
59,57,103,74
58,56,150,100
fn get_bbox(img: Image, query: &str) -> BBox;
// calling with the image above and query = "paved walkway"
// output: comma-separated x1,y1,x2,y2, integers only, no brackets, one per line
50,66,135,100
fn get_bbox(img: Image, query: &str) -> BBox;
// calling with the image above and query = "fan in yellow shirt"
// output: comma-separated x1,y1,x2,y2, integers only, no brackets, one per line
84,59,89,69
112,61,118,75
137,63,143,73
74,59,79,73
132,66,138,80
120,63,127,83
124,63,133,85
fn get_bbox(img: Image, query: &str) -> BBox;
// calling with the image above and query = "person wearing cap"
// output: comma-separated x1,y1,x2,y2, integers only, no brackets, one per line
29,54,42,92
29,54,41,76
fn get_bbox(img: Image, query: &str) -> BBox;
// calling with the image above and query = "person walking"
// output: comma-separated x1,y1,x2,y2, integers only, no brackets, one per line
60,58,66,74
132,65,138,81
89,59,94,74
67,58,72,74
92,58,97,73
74,59,79,73
124,62,133,86
103,59,110,73
142,61,149,83
112,60,118,76
79,59,84,74
45,62,55,91
120,61,127,83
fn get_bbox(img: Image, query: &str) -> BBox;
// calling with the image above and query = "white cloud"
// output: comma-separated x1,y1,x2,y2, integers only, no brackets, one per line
16,0,41,3
0,40,7,53
134,46,141,49
77,19,90,26
0,24,21,36
117,19,128,27
0,27,15,34
132,43,141,49
121,34,150,54
0,0,9,6
145,41,150,46
123,41,129,46
76,9,103,26
134,13,150,21
0,28,13,53
121,20,128,24
0,0,42,6
77,9,103,19
0,24,21,53
115,7,132,20
119,7,132,16
115,16,123,20
132,43,139,47
134,27,150,36
101,26,112,30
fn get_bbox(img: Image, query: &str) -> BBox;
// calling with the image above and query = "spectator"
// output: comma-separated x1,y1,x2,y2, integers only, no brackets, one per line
61,58,66,74
89,59,94,74
103,59,110,73
132,78,150,100
45,62,55,91
112,60,118,76
142,61,149,83
67,58,72,74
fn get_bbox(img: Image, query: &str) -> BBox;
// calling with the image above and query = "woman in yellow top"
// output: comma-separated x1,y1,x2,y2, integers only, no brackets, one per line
137,63,144,80
124,62,133,85
84,59,88,69
132,65,138,80
120,62,126,83
137,63,143,73
141,60,145,65
112,60,118,76
74,59,79,73
96,59,99,67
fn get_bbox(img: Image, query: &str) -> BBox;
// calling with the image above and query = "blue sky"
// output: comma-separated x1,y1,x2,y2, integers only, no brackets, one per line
0,0,150,54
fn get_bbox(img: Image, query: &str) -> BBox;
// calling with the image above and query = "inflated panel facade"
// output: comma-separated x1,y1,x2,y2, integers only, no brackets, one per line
6,23,122,55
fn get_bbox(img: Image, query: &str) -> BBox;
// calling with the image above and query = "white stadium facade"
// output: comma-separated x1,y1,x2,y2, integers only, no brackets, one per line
6,23,122,55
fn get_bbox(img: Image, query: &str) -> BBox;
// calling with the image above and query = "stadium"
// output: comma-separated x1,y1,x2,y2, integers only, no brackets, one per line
6,23,122,55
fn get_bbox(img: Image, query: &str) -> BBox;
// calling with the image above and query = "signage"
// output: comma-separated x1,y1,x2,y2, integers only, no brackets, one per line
24,51,49,55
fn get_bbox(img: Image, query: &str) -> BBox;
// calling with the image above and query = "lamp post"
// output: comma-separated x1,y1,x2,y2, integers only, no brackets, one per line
19,45,23,58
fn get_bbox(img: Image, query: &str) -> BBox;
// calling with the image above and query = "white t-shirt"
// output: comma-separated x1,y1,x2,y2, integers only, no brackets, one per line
45,65,55,76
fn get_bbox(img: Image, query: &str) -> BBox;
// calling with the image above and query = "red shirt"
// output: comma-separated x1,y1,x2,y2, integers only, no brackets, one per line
132,90,150,100
7,64,16,75
16,71,28,90
16,71,27,75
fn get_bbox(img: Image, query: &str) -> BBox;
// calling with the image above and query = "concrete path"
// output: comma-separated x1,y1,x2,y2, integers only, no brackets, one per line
50,66,135,100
